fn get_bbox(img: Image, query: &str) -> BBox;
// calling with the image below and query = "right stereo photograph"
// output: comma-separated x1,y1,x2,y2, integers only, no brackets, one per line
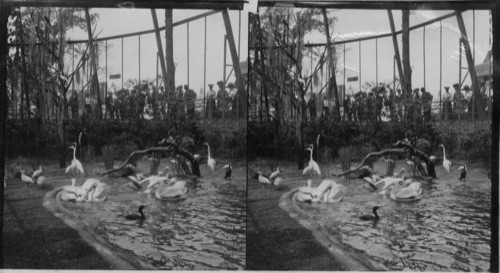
246,4,495,271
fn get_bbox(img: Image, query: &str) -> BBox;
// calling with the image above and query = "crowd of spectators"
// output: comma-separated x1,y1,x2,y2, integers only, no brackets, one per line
69,80,243,120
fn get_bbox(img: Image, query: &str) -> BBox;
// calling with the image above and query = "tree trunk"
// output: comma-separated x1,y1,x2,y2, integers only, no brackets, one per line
165,9,175,97
17,8,29,121
402,10,412,97
322,8,341,121
58,9,68,168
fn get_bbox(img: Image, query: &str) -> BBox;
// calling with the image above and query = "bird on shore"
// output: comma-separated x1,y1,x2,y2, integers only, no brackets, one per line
273,176,283,186
222,163,232,181
20,170,35,187
439,144,452,173
204,142,216,173
359,206,381,221
66,142,84,175
32,165,44,180
257,172,271,185
269,166,281,180
458,165,467,182
303,145,321,177
125,205,147,220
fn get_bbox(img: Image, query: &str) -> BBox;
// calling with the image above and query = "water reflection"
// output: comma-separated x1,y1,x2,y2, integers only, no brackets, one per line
297,175,491,271
65,178,245,270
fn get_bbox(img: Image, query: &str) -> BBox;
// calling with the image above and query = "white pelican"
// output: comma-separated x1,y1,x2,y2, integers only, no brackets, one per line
273,176,283,186
61,178,79,201
257,172,271,185
204,143,216,173
32,165,44,180
303,145,321,177
66,143,84,175
155,179,187,200
439,144,453,173
77,178,108,202
128,172,146,190
390,179,422,201
222,164,232,181
269,166,281,180
458,165,467,182
20,170,35,187
297,179,344,203
141,173,170,194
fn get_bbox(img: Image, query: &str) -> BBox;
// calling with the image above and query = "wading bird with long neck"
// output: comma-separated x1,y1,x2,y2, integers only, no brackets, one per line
66,142,84,175
204,142,216,173
439,144,452,173
303,144,321,177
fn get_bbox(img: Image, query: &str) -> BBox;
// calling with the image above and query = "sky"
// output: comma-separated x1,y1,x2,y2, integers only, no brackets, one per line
67,8,248,98
297,9,492,100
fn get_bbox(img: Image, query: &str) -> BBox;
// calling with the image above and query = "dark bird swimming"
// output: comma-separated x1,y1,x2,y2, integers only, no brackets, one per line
359,206,381,221
125,205,147,220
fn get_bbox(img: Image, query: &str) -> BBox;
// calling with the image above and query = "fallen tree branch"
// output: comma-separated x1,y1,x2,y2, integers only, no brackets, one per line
334,148,407,177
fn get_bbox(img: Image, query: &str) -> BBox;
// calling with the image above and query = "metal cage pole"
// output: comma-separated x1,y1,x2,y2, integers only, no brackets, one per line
439,20,442,118
376,38,378,85
187,22,190,88
423,25,426,89
156,52,159,89
223,35,227,120
105,40,108,93
473,10,475,62
204,17,207,117
121,37,124,89
343,44,346,93
138,35,141,83
359,41,361,91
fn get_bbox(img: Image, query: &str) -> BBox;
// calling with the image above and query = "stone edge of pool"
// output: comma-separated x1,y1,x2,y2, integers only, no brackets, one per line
42,187,156,270
279,188,389,271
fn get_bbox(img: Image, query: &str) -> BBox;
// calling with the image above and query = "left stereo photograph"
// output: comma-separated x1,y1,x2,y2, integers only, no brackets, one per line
1,3,248,270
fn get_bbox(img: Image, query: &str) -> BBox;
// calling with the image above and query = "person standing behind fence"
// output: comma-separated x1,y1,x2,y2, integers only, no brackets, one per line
184,84,197,120
442,86,452,121
453,83,464,121
463,85,476,120
206,84,216,119
421,87,433,121
216,81,228,117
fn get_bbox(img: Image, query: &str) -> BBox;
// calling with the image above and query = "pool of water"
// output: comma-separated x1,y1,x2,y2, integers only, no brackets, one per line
295,165,491,271
63,176,246,270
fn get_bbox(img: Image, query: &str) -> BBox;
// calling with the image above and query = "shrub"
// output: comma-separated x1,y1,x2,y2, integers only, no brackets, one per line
101,144,119,170
338,146,356,171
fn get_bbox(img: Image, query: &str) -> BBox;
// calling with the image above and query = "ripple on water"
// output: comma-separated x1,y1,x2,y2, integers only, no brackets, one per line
296,174,491,271
63,178,245,270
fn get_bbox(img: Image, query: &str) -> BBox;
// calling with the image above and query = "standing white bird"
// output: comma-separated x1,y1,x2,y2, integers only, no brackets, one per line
303,145,321,177
204,142,216,173
20,170,35,187
66,143,84,175
31,165,44,180
439,144,453,173
269,166,281,180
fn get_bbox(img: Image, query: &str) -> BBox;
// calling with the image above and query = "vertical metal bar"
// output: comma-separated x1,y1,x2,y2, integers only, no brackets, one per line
204,17,207,117
238,10,241,58
393,55,395,91
121,37,124,88
105,40,108,92
310,48,313,95
359,41,361,91
187,22,190,88
439,20,442,118
138,35,141,83
223,35,227,119
473,10,475,62
156,52,159,89
72,43,75,93
376,38,378,85
423,25,426,89
459,39,462,88
343,44,346,93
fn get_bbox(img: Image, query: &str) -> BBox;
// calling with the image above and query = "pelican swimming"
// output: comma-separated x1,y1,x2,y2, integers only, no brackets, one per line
359,206,382,221
140,171,170,194
125,205,147,220
390,179,422,201
155,178,187,200
439,144,452,173
297,179,344,203
66,143,84,175
20,170,35,187
61,178,79,201
303,145,321,177
269,166,281,180
204,143,216,173
77,178,108,202
458,165,467,182
222,163,232,181
127,172,147,190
